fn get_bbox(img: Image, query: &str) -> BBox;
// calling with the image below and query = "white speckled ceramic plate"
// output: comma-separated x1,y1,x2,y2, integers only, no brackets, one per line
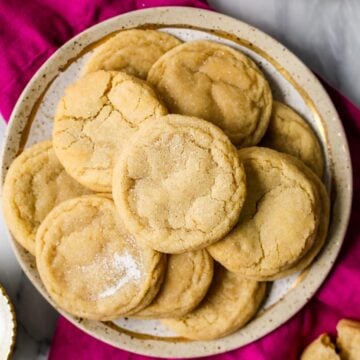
0,7,352,358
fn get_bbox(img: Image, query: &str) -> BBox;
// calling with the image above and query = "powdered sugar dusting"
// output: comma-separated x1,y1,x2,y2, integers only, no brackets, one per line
98,251,141,299
71,247,143,301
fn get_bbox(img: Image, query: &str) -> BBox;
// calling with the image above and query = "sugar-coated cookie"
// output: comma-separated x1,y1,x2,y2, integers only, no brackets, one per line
113,114,246,254
208,147,320,280
83,29,181,79
162,264,266,340
36,195,166,320
148,40,272,146
2,141,91,255
262,153,330,280
336,319,360,360
262,101,324,177
53,70,167,192
134,250,213,318
301,334,340,360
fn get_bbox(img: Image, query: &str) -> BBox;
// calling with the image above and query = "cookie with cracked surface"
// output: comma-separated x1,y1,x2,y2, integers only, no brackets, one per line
2,140,92,255
83,29,182,79
53,70,167,192
35,195,166,320
113,114,246,254
133,250,213,318
162,264,266,340
208,147,320,280
259,153,330,280
336,319,360,360
147,40,272,146
262,101,324,177
301,334,340,360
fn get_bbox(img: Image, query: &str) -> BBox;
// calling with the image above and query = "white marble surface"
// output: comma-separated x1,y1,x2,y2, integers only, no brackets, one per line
0,1,358,359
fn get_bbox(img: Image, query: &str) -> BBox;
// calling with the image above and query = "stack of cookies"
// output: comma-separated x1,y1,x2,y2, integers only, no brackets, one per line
2,29,330,341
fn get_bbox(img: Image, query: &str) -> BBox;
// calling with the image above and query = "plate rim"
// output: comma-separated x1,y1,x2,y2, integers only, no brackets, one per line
0,6,353,358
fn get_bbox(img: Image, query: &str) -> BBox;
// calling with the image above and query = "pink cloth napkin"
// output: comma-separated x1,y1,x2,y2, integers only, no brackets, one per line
0,1,359,359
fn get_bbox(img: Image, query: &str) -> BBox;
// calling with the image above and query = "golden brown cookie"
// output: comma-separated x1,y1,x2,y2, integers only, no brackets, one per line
53,70,167,192
134,250,213,318
208,147,320,280
262,101,324,177
147,40,272,146
260,154,330,280
336,319,360,360
162,264,266,340
2,141,91,255
35,195,166,320
83,29,182,79
301,334,340,360
113,114,246,254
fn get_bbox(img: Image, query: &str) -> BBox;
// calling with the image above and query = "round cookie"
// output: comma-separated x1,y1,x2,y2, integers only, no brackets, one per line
259,154,330,280
301,334,340,360
35,195,166,320
147,40,272,146
53,70,167,192
262,101,324,177
336,319,360,360
208,147,320,280
113,114,246,254
2,141,91,255
83,29,182,79
162,264,266,340
134,250,213,318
